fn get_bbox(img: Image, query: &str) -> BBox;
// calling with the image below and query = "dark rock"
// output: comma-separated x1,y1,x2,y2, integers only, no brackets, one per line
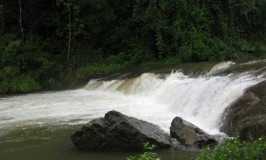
220,80,266,141
170,117,218,148
71,110,173,151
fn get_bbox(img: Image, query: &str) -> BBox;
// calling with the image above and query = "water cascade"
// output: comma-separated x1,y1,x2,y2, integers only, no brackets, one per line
0,60,265,136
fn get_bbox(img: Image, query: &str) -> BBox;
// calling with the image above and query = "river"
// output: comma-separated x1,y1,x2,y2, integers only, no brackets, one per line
0,60,265,160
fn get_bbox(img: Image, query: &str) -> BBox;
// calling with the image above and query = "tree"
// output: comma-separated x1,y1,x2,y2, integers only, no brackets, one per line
66,0,71,61
18,0,24,40
0,0,4,35
56,0,81,62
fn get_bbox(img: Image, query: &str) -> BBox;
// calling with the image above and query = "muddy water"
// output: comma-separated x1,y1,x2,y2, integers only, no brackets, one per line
0,126,198,160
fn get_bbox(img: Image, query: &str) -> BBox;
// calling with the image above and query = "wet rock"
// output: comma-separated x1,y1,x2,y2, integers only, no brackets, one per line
170,117,218,148
71,110,172,151
220,80,266,141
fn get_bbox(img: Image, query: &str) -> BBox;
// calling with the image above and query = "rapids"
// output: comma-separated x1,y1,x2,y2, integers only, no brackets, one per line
0,60,265,136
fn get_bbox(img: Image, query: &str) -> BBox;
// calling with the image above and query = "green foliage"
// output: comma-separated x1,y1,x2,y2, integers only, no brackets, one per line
106,52,128,65
75,64,125,79
0,35,64,94
0,39,21,67
198,137,266,160
127,38,151,65
127,138,266,160
228,0,266,38
0,66,41,93
70,47,104,67
1,0,266,94
179,31,232,62
127,142,160,160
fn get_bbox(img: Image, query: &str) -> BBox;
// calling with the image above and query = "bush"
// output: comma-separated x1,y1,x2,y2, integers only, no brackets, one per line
106,52,128,65
0,66,41,94
198,137,266,160
0,35,64,93
179,31,232,62
127,142,160,160
126,138,266,160
127,38,151,65
70,47,104,67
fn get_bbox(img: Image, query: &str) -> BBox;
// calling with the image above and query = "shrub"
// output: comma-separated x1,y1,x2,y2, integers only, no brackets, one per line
0,35,64,93
0,66,42,93
198,137,266,160
179,31,232,62
127,142,161,160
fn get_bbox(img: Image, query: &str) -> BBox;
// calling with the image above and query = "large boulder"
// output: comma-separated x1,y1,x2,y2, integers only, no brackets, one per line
220,80,266,141
71,110,173,151
170,117,217,148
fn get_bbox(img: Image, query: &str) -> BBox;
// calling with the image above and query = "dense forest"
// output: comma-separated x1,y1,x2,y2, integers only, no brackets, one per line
0,0,265,94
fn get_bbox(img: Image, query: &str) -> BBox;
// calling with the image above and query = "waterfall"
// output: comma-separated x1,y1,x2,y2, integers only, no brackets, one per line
84,60,265,134
0,60,265,136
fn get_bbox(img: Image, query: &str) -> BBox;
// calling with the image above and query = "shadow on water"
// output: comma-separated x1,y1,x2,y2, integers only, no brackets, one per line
0,125,198,160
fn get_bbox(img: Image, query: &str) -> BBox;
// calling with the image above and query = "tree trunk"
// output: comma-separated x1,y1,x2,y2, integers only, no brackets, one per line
67,0,72,61
0,0,4,35
18,0,24,40
222,0,231,27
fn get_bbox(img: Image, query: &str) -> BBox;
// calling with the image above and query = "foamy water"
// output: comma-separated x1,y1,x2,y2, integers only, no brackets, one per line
0,61,265,136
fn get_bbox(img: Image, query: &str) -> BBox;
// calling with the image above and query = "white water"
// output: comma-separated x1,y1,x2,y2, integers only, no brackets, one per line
0,61,265,136
207,61,235,75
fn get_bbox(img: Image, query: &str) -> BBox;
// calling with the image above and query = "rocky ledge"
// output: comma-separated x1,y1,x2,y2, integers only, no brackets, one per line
220,80,266,141
170,117,218,148
71,110,173,151
71,110,219,151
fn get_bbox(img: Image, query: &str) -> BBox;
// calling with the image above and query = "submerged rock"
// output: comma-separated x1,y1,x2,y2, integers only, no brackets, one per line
71,110,172,151
170,117,218,148
220,80,266,141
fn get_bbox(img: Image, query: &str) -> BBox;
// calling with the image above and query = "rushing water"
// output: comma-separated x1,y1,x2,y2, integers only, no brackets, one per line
0,60,265,160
